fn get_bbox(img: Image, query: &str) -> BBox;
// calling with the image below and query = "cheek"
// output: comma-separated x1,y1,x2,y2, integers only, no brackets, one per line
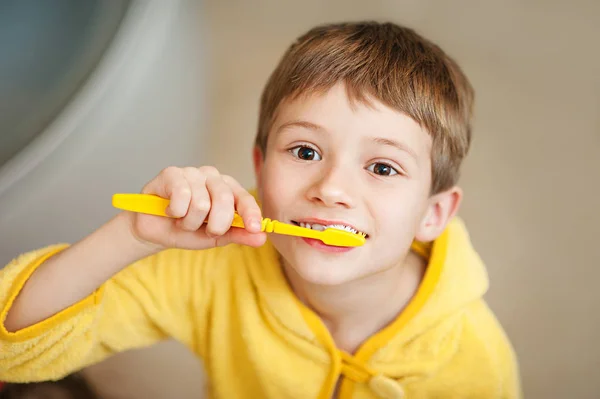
260,158,298,215
369,184,428,235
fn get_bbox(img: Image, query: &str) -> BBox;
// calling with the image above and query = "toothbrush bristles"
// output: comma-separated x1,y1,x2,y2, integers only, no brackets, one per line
325,226,365,237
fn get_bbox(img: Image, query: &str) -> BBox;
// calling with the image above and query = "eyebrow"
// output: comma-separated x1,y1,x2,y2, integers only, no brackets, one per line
371,137,418,160
276,120,324,134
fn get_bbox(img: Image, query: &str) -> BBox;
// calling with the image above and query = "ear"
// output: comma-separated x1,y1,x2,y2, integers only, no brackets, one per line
252,146,264,194
415,186,463,242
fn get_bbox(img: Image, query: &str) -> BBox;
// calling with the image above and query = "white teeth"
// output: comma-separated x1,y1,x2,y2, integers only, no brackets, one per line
299,222,325,231
328,224,358,234
299,221,359,234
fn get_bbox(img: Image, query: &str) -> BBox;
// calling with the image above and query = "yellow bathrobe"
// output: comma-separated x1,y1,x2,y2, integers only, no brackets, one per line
0,217,521,398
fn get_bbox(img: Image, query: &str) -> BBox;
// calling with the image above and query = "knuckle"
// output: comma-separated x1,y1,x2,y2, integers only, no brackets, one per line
173,185,192,199
191,198,211,213
161,166,180,177
182,166,202,179
183,168,205,187
216,191,234,205
198,165,219,176
221,174,234,184
182,166,198,173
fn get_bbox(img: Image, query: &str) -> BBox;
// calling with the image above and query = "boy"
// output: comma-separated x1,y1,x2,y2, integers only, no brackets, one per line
0,21,521,398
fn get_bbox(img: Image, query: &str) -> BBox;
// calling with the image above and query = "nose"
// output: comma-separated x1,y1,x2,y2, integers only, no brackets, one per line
306,163,356,209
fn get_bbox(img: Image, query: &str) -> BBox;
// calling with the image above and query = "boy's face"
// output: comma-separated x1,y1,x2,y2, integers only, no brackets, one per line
254,83,452,286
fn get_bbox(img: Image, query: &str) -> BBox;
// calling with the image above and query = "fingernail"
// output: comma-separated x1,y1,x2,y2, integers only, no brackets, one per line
250,220,261,231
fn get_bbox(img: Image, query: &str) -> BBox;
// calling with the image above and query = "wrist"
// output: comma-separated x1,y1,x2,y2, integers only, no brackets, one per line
113,211,163,259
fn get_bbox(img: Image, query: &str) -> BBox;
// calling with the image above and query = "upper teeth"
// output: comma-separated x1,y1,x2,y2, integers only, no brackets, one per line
299,222,359,234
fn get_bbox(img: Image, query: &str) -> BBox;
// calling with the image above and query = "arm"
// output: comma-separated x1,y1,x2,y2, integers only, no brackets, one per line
3,212,157,334
0,166,265,382
4,166,264,334
0,224,207,382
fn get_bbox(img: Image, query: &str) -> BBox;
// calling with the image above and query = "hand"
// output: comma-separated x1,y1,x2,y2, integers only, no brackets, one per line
126,166,266,250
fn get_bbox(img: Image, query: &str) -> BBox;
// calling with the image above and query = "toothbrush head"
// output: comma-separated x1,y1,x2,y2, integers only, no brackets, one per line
319,227,367,247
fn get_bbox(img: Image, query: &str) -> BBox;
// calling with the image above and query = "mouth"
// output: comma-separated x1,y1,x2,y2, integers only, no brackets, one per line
291,219,369,239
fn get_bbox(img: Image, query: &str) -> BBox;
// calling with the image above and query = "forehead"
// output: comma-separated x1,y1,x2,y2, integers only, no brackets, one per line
270,83,432,156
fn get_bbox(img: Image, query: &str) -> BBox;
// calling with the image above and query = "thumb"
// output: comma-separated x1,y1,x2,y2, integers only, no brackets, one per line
215,228,267,248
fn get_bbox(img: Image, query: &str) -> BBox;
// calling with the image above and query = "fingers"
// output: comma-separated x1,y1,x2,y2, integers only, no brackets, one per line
204,174,235,237
222,175,263,233
138,165,265,250
213,227,267,248
142,166,191,218
167,225,267,250
178,167,211,231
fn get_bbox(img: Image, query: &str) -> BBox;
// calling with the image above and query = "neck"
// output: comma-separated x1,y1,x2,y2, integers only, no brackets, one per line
283,250,426,354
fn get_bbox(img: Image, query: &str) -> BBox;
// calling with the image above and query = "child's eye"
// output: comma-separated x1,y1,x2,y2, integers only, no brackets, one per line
367,162,399,176
290,145,321,161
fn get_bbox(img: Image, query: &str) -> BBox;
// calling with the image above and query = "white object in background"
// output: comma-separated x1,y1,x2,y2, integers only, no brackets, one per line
0,1,209,265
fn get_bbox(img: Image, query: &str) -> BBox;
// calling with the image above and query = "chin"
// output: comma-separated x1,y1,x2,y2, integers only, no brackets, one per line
280,247,370,286
270,235,374,286
285,260,362,286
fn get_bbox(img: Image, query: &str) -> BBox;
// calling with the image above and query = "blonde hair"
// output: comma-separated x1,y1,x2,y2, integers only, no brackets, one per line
255,21,474,194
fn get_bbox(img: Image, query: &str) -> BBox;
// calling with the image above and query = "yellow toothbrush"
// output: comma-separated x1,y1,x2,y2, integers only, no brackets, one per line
112,193,366,247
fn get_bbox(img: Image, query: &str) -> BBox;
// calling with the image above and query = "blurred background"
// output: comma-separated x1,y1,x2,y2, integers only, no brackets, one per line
1,0,599,398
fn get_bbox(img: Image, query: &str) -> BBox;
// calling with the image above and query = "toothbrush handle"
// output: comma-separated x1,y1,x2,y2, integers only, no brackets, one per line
263,219,322,240
112,193,247,228
111,193,362,245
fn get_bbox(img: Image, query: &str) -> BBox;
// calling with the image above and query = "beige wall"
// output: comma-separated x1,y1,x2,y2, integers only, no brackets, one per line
203,1,600,398
83,2,599,399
